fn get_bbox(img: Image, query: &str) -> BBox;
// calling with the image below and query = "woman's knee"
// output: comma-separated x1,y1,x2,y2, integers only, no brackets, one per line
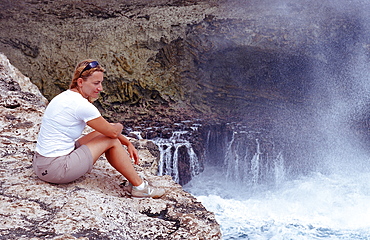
101,137,123,152
107,137,121,146
78,131,103,145
85,135,120,157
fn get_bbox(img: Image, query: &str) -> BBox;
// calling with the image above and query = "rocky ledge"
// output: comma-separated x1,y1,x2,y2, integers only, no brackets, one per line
0,53,221,239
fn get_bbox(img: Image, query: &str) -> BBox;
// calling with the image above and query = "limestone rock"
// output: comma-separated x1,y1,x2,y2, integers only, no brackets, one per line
2,0,368,128
0,53,221,239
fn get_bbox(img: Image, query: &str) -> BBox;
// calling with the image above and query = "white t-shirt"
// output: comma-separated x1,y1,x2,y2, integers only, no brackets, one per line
36,90,101,157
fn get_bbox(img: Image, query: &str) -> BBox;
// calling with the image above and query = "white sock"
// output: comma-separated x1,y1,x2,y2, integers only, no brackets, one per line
134,181,145,190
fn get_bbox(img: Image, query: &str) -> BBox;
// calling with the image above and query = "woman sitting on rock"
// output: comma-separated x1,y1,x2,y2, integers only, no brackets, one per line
33,59,165,198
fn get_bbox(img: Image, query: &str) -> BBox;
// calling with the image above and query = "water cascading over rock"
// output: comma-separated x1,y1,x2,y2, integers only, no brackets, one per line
154,131,201,185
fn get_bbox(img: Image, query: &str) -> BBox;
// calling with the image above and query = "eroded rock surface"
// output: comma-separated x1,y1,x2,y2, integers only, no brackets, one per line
0,53,221,239
1,0,369,130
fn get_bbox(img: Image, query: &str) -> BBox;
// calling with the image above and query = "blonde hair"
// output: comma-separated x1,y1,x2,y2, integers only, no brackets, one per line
69,59,105,89
69,59,105,102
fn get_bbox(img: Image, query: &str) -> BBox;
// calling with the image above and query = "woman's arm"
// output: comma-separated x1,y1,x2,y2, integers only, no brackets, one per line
87,117,140,164
87,116,123,138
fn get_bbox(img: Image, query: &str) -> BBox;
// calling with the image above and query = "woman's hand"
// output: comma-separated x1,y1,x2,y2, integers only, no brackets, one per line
114,131,140,165
127,143,140,165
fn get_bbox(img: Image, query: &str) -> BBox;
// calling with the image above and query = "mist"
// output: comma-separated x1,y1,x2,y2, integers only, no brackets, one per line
236,0,370,175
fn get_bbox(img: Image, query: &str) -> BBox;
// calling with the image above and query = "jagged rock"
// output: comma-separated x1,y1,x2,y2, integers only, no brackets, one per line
0,53,221,239
1,0,368,128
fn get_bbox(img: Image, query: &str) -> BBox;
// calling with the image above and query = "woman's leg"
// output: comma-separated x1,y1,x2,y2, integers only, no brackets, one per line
80,132,142,186
77,131,102,151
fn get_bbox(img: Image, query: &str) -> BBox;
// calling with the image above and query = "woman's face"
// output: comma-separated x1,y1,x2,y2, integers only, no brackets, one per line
79,71,104,99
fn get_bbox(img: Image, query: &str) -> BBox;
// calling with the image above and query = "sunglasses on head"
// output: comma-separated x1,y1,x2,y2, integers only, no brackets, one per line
80,61,99,77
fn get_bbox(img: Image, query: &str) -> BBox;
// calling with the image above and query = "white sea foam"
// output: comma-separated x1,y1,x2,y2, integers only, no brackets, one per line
186,171,370,239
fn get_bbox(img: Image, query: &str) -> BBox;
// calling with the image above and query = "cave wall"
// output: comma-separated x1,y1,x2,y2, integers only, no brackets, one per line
1,0,369,127
0,0,218,120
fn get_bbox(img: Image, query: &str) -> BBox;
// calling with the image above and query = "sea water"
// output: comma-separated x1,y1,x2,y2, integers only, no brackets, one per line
184,167,370,240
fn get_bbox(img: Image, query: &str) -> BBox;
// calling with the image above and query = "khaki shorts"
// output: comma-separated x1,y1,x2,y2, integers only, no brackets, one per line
33,142,93,184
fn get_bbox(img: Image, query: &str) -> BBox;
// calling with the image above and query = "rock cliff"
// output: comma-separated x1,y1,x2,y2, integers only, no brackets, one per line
1,0,368,130
0,53,221,239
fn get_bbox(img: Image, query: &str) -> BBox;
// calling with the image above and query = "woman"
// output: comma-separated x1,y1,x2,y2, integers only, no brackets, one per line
33,59,165,198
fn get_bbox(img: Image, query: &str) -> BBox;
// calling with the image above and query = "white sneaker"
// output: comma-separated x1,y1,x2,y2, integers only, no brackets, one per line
131,180,165,199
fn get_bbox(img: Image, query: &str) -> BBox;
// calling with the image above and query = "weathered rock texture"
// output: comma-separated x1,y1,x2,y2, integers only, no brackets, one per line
0,53,221,239
0,0,365,122
1,0,369,129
